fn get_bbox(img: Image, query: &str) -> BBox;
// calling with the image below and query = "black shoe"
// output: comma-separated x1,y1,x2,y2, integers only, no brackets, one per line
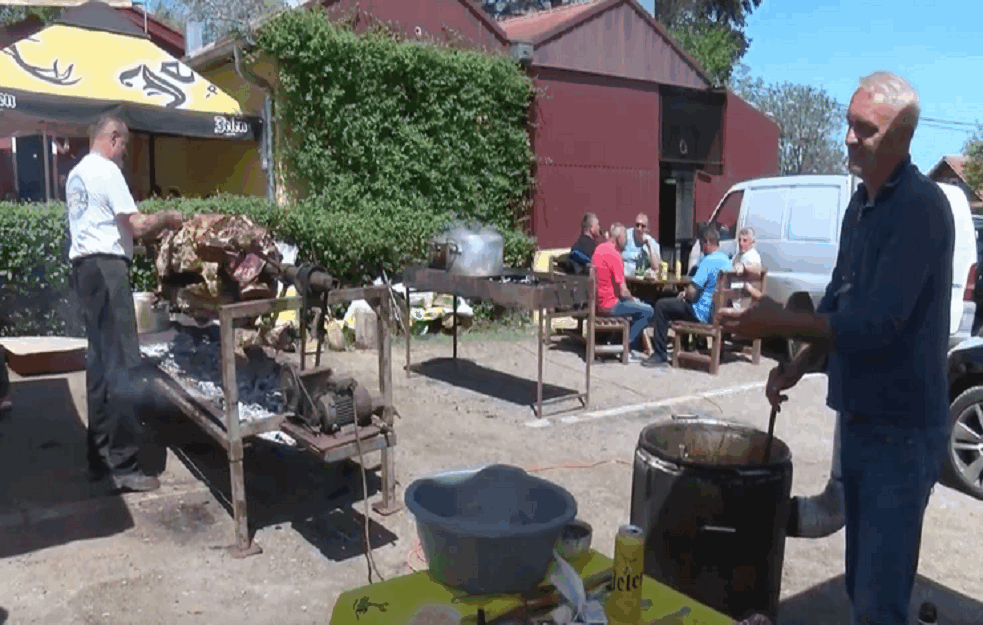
111,473,161,493
87,459,111,482
641,355,669,369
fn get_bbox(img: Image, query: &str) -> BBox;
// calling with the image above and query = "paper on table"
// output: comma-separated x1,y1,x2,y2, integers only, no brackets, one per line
550,550,587,622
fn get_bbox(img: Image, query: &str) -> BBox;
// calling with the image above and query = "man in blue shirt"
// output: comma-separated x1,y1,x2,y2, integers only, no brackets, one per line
642,225,730,368
721,71,952,625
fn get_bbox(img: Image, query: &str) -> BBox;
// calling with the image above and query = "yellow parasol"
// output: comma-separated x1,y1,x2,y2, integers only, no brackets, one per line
0,1,260,140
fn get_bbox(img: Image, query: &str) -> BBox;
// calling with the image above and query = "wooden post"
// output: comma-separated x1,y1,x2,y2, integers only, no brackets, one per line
373,291,400,515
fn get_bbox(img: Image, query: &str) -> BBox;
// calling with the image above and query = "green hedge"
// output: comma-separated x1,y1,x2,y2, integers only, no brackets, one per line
0,195,538,336
0,202,76,336
255,7,537,283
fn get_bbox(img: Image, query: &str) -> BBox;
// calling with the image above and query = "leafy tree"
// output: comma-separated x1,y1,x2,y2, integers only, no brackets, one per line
0,5,62,27
655,0,762,86
480,0,564,19
665,18,743,86
142,0,189,32
146,0,286,46
964,124,983,200
731,65,847,175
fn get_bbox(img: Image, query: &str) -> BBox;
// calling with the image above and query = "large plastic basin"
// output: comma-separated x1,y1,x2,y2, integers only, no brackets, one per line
405,464,577,595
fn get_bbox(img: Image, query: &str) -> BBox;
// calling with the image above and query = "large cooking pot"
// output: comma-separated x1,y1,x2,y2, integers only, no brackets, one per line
430,222,504,277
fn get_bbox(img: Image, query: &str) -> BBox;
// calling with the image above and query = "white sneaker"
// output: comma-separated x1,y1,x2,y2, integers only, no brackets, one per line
788,478,845,538
629,350,646,363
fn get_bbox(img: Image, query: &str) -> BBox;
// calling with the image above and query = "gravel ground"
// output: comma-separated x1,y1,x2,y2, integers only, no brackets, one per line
1,327,981,624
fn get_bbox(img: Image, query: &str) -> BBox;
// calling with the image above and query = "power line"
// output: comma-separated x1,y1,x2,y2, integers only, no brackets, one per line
830,102,979,130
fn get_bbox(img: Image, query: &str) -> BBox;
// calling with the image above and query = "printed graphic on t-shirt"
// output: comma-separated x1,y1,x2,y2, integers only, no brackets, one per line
67,174,88,223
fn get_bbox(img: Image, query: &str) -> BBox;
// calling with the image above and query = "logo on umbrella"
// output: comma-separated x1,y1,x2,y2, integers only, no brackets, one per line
214,116,250,137
119,61,196,109
3,41,82,87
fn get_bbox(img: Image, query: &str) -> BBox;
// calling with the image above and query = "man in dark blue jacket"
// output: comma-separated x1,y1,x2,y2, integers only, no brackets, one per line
721,71,952,625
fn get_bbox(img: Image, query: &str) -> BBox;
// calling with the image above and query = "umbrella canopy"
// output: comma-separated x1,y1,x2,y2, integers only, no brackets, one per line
0,1,260,140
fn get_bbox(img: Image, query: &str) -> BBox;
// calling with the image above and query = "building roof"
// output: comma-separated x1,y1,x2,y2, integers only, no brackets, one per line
927,154,983,202
118,7,185,57
498,0,711,87
0,4,184,57
498,1,601,42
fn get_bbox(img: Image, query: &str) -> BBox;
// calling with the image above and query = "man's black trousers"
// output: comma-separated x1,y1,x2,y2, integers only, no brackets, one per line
72,255,145,477
653,297,698,361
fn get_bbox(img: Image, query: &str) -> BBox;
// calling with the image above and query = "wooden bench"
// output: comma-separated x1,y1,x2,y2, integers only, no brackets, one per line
671,269,766,375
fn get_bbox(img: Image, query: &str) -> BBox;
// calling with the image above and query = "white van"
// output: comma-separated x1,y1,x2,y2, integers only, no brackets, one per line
689,174,977,351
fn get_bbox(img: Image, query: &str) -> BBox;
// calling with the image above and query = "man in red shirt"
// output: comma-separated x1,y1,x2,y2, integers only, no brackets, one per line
592,223,654,360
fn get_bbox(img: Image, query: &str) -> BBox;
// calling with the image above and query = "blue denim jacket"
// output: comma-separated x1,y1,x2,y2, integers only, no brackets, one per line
818,157,953,428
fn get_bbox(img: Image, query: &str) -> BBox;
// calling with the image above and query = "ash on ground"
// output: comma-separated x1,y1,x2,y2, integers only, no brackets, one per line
141,325,284,422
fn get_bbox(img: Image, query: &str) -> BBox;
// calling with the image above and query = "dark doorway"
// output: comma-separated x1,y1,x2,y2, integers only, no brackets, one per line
659,174,678,264
15,135,44,202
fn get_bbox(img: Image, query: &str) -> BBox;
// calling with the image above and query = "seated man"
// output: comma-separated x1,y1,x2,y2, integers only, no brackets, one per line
732,226,763,276
593,223,654,359
643,225,731,368
729,226,764,307
560,212,603,275
622,213,662,276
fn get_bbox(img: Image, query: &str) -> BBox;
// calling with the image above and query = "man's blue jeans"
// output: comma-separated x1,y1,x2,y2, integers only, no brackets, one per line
840,417,949,625
605,299,654,352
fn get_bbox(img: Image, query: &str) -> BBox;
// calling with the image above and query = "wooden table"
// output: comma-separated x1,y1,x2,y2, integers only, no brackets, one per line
329,548,736,625
626,275,691,303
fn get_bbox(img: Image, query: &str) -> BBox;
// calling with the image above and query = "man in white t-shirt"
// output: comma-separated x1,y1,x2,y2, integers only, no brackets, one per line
622,213,662,276
68,114,183,493
732,227,762,276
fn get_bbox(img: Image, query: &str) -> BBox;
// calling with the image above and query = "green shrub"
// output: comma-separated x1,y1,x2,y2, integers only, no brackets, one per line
0,202,77,336
255,6,537,284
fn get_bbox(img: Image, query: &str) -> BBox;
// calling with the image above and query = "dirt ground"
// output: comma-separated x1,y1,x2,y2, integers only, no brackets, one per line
1,326,982,624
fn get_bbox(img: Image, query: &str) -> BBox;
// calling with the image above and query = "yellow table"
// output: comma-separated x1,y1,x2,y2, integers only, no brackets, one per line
330,549,734,625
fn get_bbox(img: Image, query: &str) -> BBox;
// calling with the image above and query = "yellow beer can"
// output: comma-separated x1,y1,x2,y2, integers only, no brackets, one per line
606,524,645,625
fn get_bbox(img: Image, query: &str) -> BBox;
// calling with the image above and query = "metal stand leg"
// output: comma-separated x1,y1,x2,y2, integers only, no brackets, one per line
452,294,458,362
373,293,400,516
536,305,545,417
405,286,412,374
586,269,596,408
220,307,261,558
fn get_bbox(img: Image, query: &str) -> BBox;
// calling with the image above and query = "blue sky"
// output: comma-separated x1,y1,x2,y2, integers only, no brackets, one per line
638,0,983,173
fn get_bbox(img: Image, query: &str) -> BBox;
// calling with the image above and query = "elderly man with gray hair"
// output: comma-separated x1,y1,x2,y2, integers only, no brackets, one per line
721,71,950,625
732,226,762,276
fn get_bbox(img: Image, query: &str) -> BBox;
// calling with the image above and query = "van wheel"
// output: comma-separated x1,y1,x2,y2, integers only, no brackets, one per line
946,386,983,500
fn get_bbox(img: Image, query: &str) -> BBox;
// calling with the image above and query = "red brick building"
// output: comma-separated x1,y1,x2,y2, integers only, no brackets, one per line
190,0,779,258
927,155,983,212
